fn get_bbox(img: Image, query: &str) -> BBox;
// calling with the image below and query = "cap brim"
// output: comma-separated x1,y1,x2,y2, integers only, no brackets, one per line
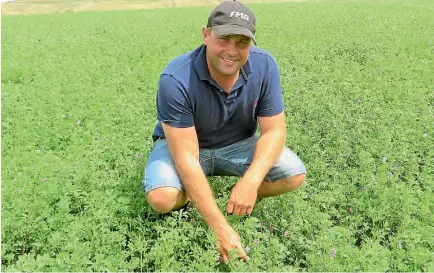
212,24,255,41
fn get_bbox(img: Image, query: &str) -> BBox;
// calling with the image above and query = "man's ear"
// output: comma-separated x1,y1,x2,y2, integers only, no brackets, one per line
202,26,209,45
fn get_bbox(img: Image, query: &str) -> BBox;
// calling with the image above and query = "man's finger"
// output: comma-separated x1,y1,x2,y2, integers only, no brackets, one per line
233,205,242,216
218,246,229,264
237,244,248,261
238,207,247,216
226,202,234,214
219,254,229,264
247,206,254,215
220,251,229,264
241,207,249,216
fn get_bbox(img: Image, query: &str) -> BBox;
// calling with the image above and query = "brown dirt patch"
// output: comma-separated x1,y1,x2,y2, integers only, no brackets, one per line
1,0,306,15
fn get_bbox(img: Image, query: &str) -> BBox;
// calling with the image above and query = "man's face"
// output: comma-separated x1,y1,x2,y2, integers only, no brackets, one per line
202,27,252,78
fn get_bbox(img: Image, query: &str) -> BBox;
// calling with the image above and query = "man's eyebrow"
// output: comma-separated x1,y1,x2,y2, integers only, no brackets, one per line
233,36,251,41
218,35,251,43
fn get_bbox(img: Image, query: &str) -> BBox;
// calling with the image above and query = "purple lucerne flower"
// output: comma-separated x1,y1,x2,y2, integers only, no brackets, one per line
330,248,336,259
284,230,289,237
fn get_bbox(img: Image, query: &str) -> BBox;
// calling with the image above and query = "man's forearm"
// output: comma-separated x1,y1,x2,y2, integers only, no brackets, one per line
243,130,286,186
174,156,228,230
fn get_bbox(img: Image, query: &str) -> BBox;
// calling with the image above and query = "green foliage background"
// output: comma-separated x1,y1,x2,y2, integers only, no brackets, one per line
2,0,433,271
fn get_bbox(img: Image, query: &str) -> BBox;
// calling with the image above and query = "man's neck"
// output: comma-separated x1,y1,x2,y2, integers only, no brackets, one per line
214,72,239,94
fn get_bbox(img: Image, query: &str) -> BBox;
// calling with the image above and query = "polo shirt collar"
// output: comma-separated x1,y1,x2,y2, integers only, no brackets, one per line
194,45,253,82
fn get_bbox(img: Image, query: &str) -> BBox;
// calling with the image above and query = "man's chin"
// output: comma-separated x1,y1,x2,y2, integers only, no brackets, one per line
218,67,239,77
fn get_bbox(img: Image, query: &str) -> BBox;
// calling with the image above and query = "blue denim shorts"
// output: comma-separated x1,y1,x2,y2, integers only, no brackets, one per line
142,135,307,193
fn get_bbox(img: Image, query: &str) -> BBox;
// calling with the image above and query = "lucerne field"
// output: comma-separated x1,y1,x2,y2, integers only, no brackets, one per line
1,0,433,271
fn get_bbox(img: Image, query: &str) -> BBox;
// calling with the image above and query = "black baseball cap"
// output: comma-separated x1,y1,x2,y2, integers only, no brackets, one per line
207,0,256,41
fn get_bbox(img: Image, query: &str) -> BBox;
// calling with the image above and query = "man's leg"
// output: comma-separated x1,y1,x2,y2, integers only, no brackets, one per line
146,187,189,214
255,146,307,199
142,138,188,214
142,138,211,214
213,135,307,199
257,173,306,199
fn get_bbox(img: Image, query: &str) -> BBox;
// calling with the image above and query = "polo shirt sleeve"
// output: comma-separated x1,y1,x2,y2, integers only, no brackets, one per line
156,74,194,128
257,59,285,117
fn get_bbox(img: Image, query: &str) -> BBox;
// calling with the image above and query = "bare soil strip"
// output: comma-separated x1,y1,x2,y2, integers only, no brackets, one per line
1,0,305,15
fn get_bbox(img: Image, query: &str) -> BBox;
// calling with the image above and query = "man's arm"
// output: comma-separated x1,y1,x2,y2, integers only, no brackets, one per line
227,54,287,215
162,123,248,262
162,123,227,229
243,112,286,186
245,56,286,184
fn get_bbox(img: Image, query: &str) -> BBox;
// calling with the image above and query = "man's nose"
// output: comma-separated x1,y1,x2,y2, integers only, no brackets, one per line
225,40,238,54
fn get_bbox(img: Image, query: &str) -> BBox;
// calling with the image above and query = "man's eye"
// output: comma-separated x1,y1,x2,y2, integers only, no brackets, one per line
237,40,250,47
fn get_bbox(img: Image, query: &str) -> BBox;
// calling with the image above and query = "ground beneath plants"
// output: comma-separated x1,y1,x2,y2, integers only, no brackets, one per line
1,0,306,15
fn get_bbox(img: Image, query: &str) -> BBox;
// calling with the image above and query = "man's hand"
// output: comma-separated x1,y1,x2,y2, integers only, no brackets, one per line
226,178,258,216
215,224,248,263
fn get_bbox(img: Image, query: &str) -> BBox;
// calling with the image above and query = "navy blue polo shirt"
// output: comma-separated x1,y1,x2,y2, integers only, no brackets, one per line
152,44,284,149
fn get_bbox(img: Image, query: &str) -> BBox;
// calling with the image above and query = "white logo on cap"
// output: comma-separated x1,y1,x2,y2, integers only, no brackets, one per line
230,11,249,21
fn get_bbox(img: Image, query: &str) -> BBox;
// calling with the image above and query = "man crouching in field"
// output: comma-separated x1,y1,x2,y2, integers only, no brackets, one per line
142,0,307,263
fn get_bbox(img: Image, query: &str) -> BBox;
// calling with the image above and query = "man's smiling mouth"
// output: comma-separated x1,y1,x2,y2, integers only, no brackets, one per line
221,57,237,63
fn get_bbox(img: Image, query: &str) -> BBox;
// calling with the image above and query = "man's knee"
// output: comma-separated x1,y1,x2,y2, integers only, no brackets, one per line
146,187,181,214
279,173,306,192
